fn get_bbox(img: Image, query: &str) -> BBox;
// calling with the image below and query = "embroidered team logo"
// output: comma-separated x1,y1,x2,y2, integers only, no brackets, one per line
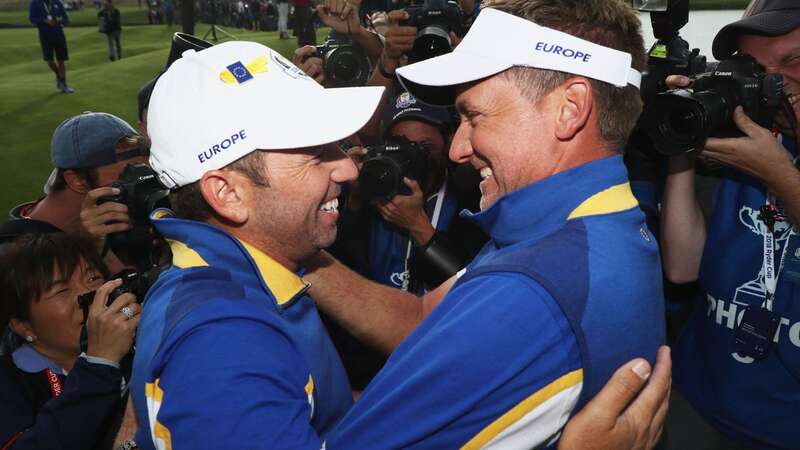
219,55,268,84
270,51,311,80
396,92,416,109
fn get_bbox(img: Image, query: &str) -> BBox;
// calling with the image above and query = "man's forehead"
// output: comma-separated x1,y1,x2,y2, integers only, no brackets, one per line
739,27,800,62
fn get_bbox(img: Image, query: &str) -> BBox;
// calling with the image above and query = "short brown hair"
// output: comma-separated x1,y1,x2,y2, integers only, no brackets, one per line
0,233,109,327
170,150,270,222
484,0,646,152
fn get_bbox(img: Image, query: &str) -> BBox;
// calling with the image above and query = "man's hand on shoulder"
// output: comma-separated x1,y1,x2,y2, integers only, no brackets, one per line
558,346,671,450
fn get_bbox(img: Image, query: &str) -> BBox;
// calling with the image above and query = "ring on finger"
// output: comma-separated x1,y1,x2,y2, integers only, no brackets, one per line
121,306,135,320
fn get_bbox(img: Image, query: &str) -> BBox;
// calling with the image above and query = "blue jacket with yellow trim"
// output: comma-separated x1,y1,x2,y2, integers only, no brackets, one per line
324,155,665,449
131,213,352,450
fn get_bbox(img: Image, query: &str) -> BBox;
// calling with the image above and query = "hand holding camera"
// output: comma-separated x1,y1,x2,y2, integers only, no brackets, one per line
81,187,132,248
376,178,435,246
83,278,140,364
316,0,362,35
293,45,326,84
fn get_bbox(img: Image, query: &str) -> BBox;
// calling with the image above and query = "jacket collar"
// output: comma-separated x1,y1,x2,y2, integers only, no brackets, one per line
12,343,64,374
151,210,309,309
463,155,638,247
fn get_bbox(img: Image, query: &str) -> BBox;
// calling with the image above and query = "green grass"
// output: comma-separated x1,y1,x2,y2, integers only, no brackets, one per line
0,24,327,214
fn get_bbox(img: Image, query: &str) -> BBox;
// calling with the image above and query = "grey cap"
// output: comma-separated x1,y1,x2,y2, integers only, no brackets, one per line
712,0,800,59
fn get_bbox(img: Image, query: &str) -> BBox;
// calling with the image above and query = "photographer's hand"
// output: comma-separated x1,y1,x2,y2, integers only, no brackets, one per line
80,187,131,248
703,106,794,180
85,279,140,364
376,178,434,245
293,45,326,84
703,106,800,226
381,10,416,73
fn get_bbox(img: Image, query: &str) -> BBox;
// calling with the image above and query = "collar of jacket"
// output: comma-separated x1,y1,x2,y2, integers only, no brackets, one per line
150,210,309,310
12,343,64,374
462,155,638,248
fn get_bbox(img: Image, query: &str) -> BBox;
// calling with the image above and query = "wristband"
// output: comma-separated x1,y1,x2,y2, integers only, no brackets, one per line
378,57,396,79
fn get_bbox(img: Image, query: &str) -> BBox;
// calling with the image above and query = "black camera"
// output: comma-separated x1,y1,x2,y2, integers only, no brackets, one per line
359,136,430,203
641,55,784,156
638,0,707,101
99,163,170,268
313,34,371,87
401,0,463,64
77,269,148,310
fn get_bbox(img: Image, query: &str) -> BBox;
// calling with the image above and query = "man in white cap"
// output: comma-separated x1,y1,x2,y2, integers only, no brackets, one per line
306,0,666,448
128,35,669,450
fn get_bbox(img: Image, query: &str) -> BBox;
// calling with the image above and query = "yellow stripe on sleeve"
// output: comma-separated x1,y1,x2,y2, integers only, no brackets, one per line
461,369,584,450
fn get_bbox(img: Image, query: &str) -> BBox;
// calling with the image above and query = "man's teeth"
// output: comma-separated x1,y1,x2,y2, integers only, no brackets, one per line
320,198,339,212
480,167,493,179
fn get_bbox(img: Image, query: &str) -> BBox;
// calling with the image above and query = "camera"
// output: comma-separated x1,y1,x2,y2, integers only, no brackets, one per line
637,0,708,101
401,0,463,64
359,136,430,203
313,34,371,87
77,269,148,310
99,163,170,268
641,55,784,156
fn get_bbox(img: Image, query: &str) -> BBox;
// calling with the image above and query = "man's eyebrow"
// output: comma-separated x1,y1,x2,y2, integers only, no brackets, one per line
44,279,68,294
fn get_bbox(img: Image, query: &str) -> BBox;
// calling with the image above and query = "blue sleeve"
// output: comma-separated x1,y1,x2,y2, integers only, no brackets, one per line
0,358,122,449
326,273,582,449
29,0,44,25
148,315,322,450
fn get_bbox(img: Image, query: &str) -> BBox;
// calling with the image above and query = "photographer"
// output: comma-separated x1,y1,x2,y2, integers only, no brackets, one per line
97,0,122,61
0,112,149,273
0,233,140,450
659,1,800,448
340,91,485,293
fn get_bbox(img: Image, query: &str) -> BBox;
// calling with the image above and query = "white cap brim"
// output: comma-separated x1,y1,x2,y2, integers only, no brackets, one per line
397,8,641,105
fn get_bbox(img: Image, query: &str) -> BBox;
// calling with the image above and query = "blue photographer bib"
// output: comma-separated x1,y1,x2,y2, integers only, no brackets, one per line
673,135,800,450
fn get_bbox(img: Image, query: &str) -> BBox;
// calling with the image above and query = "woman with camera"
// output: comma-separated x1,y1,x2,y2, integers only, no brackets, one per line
0,233,140,450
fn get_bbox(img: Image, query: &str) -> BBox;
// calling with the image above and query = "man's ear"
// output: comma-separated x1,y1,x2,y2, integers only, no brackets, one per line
199,170,250,225
555,77,593,141
62,169,93,194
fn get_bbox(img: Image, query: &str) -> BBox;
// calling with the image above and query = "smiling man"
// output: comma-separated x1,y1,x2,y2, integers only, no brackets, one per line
307,0,666,448
128,40,385,449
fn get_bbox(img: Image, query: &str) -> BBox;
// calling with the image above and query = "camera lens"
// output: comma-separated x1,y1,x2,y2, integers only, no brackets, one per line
644,89,731,155
360,157,403,202
409,26,452,64
324,45,370,87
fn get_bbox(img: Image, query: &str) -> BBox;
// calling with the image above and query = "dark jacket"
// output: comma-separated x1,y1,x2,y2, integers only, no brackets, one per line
29,0,69,34
98,7,121,33
0,353,123,450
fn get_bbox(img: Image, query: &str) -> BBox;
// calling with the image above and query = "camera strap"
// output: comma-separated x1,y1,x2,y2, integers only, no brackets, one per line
761,196,793,311
44,368,64,398
402,180,447,291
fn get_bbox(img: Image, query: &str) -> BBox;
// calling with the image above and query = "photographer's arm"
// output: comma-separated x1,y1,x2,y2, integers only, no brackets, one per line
660,154,706,283
316,0,383,61
303,250,454,354
358,10,417,144
704,106,800,226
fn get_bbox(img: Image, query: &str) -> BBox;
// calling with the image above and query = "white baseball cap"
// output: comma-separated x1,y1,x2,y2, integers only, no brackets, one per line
147,41,385,189
397,8,641,105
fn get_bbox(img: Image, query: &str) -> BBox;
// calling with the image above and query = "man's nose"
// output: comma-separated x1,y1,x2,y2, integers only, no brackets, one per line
449,123,473,164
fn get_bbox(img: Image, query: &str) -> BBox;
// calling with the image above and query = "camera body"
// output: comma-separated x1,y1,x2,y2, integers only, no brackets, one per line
77,270,148,310
313,34,371,87
401,0,463,63
359,136,430,203
642,56,784,155
98,163,171,268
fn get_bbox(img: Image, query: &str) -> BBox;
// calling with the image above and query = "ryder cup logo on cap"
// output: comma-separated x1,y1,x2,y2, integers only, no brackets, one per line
146,41,384,189
397,8,641,99
396,92,417,109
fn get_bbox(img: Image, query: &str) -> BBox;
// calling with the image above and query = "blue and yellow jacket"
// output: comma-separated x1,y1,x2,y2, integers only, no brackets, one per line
131,213,352,450
324,155,665,449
